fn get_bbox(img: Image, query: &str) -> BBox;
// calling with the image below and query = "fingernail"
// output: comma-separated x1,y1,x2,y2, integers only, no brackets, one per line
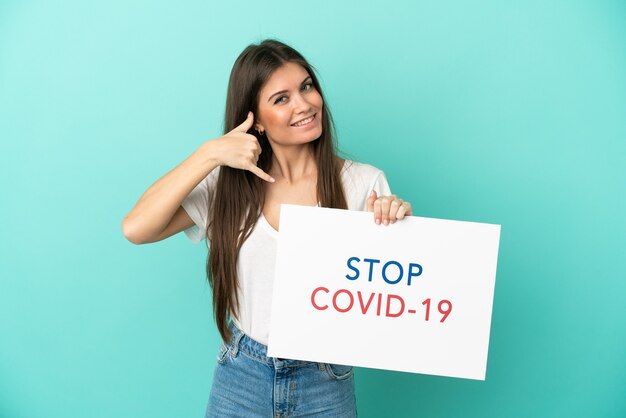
383,219,389,225
270,177,275,183
375,218,381,225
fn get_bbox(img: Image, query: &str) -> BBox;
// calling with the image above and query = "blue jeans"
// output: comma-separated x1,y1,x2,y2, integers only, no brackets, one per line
206,321,357,417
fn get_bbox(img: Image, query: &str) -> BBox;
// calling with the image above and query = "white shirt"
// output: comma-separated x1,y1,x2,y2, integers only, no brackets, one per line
181,160,392,345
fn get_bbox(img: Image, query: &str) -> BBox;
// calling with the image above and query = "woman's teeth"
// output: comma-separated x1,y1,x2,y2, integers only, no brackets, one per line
292,114,315,127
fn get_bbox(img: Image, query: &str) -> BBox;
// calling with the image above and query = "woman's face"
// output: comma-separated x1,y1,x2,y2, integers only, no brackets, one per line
254,62,323,147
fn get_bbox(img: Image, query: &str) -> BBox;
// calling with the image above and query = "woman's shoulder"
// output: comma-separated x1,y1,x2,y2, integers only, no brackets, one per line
197,166,221,191
340,159,390,210
207,165,221,181
341,159,385,180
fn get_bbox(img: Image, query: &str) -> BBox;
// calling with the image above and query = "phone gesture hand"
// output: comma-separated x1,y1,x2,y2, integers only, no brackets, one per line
214,111,275,183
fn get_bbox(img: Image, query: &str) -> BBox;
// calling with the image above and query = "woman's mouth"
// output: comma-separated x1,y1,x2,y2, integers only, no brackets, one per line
291,113,317,127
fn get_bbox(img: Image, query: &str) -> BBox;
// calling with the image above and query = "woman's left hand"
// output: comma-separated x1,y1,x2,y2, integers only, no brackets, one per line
367,191,412,225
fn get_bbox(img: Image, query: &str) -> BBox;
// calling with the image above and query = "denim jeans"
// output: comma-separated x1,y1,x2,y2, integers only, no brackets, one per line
205,321,357,417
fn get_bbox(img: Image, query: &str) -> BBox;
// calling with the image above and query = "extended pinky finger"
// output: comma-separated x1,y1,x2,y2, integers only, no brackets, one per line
248,165,275,183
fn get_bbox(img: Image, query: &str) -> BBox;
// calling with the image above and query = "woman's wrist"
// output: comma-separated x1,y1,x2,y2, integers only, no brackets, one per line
195,139,223,169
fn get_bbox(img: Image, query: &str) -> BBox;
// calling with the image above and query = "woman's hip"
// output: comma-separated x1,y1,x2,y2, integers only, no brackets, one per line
205,321,357,417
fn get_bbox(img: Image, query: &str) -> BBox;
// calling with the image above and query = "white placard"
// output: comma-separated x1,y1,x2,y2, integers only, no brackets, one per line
267,205,501,380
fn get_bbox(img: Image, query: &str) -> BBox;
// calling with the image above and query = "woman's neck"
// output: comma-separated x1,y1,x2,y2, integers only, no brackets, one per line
269,144,316,184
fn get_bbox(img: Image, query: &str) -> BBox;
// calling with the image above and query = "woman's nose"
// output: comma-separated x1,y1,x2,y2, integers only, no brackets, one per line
292,93,312,113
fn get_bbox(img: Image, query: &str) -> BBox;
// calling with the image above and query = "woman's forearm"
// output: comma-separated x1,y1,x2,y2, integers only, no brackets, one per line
121,141,221,244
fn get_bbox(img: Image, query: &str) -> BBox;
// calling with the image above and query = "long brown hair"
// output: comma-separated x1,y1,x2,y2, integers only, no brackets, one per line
206,39,347,343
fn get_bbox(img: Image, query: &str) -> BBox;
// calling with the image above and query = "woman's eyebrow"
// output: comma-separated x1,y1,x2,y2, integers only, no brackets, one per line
267,76,312,102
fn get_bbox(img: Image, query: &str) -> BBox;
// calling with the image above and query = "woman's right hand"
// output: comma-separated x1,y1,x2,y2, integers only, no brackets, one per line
122,111,274,244
203,111,275,183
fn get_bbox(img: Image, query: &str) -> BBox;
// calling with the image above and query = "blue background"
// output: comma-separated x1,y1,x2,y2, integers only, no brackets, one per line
1,1,624,417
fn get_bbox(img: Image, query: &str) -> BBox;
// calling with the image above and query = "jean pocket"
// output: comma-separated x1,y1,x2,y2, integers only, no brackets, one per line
216,342,230,364
324,363,354,380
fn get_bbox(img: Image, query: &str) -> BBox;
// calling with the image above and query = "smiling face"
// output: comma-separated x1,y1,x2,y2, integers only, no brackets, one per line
254,61,324,148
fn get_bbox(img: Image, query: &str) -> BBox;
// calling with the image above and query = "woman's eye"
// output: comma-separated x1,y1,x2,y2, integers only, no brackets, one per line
274,83,313,104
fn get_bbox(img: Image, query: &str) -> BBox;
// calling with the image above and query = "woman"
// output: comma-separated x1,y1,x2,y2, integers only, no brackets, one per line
122,39,412,417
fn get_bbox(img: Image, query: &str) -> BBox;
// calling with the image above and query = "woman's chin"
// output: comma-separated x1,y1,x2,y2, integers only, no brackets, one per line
270,127,323,147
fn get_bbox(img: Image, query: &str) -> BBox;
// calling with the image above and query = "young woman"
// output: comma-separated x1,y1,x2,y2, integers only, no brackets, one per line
122,39,412,417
